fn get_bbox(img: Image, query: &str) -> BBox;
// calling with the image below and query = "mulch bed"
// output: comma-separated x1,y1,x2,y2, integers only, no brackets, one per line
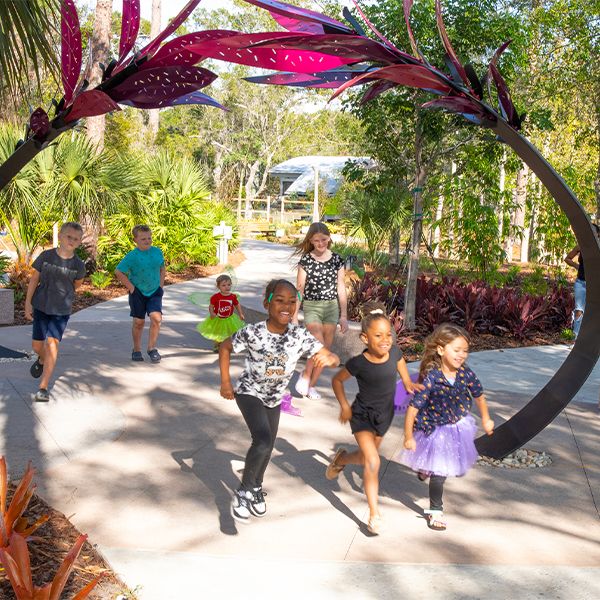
0,485,130,598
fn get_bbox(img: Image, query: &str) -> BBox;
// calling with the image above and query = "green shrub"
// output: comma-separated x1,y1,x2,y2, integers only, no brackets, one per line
521,266,548,296
167,262,188,274
560,327,575,341
89,271,113,289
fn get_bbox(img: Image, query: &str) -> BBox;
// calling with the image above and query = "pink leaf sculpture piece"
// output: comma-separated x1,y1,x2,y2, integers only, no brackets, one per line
120,90,225,110
349,0,405,58
403,0,420,58
434,0,470,88
242,0,353,35
61,0,83,106
360,79,397,103
109,66,217,104
330,63,453,102
489,63,519,127
117,0,141,66
138,0,202,60
29,108,50,139
421,96,489,118
247,33,405,65
139,30,237,71
63,90,121,123
245,66,371,88
188,32,359,74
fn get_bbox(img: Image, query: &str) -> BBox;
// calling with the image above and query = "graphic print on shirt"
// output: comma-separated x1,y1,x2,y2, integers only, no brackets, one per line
264,351,289,379
217,297,234,318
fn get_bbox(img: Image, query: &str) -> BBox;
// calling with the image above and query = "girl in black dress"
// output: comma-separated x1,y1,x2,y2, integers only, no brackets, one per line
327,303,421,534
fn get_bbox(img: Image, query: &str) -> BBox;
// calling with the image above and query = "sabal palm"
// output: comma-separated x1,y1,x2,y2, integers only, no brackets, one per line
0,1,59,97
0,125,139,263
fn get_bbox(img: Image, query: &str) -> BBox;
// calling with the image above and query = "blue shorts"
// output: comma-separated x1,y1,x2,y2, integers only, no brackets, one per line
128,286,163,319
32,309,70,342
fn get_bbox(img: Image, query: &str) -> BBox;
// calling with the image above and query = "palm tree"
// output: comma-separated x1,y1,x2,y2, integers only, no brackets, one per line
0,1,59,96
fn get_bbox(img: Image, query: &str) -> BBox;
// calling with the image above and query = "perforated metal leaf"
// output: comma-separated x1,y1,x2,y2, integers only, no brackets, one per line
63,90,121,123
119,90,225,110
360,80,397,104
330,64,453,102
242,0,353,35
139,31,237,71
421,96,489,118
246,33,405,66
435,0,470,89
138,0,202,60
245,66,371,88
349,0,405,58
187,32,359,74
29,108,50,139
403,0,420,57
489,64,519,127
118,0,141,65
61,0,82,105
108,66,217,103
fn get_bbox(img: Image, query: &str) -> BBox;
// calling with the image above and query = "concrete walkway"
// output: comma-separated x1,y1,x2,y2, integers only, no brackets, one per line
0,239,599,600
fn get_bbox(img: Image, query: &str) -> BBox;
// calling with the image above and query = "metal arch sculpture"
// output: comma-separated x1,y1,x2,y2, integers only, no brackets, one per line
227,0,600,458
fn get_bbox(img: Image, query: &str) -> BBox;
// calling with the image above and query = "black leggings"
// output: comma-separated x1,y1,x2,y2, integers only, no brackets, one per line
429,475,447,511
235,394,281,490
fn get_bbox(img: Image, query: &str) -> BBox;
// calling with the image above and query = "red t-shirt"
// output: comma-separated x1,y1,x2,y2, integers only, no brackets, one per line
210,292,239,318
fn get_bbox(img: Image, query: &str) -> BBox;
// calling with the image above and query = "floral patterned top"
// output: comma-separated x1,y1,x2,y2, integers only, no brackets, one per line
231,321,323,407
299,252,344,301
410,366,483,435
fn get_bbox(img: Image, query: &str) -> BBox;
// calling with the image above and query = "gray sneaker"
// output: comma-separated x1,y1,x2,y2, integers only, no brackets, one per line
30,359,43,378
148,348,161,363
34,388,49,402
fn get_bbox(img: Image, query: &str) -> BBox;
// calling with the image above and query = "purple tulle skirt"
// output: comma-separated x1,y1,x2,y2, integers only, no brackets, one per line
399,415,478,477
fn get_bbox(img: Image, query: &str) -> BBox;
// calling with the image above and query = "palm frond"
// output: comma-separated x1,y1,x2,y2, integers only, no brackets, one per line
0,1,60,97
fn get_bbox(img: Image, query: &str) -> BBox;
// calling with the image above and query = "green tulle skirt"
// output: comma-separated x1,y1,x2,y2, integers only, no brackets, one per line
196,314,245,342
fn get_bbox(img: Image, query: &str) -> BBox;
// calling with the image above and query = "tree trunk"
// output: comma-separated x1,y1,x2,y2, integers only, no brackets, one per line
404,112,426,331
147,0,161,141
497,148,506,259
514,164,529,262
86,0,113,151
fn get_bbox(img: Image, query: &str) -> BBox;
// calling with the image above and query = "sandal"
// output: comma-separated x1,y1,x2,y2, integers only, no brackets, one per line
424,510,446,531
367,513,383,535
325,448,347,480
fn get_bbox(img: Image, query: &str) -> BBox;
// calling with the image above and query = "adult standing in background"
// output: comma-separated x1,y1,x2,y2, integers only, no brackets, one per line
564,223,600,339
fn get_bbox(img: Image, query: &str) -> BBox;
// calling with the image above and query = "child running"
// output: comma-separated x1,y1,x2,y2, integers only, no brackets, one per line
25,222,86,402
114,225,165,363
400,323,494,531
219,278,340,523
197,274,245,351
326,304,422,534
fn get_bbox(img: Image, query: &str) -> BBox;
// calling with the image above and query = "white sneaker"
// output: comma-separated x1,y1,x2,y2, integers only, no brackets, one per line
295,375,309,396
307,387,321,400
231,489,252,523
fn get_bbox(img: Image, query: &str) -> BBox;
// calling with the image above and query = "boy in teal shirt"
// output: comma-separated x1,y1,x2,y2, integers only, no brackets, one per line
115,225,166,363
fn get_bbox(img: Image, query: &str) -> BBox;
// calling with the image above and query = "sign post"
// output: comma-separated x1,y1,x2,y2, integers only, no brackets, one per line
212,221,233,264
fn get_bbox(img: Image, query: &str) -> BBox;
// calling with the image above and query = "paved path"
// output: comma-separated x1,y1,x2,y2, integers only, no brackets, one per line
0,239,599,599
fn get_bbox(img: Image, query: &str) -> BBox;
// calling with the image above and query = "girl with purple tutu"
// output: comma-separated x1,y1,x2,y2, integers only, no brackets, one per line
197,274,245,350
400,323,494,531
327,304,421,535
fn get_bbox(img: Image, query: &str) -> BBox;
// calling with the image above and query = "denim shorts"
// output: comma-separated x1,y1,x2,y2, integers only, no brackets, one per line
302,299,339,325
129,286,163,319
32,309,70,342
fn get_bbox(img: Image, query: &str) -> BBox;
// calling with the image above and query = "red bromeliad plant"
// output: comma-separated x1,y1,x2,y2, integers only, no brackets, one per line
0,459,48,547
0,458,100,599
0,532,100,599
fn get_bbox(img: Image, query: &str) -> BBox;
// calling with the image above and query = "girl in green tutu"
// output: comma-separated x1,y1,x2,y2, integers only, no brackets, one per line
197,274,245,349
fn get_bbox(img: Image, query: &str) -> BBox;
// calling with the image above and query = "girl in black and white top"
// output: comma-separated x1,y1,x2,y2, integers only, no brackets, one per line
293,222,348,400
219,278,339,523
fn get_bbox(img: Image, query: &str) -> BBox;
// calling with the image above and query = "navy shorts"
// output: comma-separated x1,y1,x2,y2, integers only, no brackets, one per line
128,286,163,319
32,309,70,342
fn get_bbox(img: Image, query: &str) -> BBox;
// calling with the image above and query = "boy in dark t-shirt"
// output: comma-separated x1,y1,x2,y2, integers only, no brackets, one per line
25,222,86,402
